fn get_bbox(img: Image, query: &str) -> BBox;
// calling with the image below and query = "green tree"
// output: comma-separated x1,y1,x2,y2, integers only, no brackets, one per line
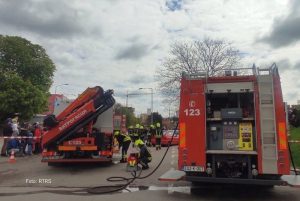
0,35,56,121
114,103,139,127
156,38,240,103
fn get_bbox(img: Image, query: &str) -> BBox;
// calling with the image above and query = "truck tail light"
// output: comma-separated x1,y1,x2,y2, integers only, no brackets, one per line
278,122,287,150
42,151,55,157
100,151,112,156
179,123,186,148
182,148,188,168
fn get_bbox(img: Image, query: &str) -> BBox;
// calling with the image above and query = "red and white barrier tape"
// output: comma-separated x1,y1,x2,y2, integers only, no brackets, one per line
289,140,300,144
0,136,41,139
1,137,299,142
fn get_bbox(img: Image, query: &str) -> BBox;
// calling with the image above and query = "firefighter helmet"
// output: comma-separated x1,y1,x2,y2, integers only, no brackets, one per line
135,124,140,128
114,131,120,136
134,139,144,147
140,125,144,129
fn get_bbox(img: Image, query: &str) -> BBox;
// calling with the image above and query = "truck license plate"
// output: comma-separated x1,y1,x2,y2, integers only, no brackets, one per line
183,166,204,172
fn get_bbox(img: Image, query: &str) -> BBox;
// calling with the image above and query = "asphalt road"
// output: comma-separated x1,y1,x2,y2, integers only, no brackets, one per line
1,145,300,201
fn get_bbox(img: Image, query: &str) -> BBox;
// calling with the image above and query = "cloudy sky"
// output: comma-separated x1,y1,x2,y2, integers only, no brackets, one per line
0,0,300,117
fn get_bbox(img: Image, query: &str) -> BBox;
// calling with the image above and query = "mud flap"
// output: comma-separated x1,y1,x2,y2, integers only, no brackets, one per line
281,175,300,187
159,168,186,181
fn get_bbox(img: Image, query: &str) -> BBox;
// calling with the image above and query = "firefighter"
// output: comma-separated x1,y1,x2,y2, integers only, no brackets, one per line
155,122,162,150
147,124,155,147
139,125,145,141
132,124,140,142
114,130,121,149
114,130,131,163
128,126,134,142
135,139,152,170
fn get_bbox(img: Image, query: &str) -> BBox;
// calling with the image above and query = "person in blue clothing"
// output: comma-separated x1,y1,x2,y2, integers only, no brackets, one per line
135,139,152,170
6,137,20,155
25,128,33,155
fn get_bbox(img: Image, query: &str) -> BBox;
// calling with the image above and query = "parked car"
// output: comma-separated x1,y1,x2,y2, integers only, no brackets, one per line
151,130,179,146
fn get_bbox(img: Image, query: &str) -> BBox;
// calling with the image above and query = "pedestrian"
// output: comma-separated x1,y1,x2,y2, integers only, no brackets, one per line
6,136,20,156
19,123,30,155
134,139,152,170
24,124,33,155
33,122,42,154
1,118,13,156
155,122,162,150
11,118,19,137
114,130,131,163
25,131,33,155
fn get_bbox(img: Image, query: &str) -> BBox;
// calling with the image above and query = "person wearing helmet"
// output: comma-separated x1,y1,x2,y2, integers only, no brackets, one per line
155,122,162,150
114,130,121,149
128,126,134,139
135,139,152,170
139,125,146,141
147,124,155,147
132,124,140,144
114,130,131,163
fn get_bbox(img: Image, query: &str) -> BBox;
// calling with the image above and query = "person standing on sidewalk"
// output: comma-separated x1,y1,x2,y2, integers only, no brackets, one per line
1,118,13,156
33,122,42,154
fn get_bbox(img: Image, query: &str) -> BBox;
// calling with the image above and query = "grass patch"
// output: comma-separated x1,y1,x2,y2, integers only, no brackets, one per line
289,127,300,168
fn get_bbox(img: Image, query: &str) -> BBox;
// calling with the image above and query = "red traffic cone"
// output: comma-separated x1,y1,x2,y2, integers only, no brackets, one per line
8,150,16,163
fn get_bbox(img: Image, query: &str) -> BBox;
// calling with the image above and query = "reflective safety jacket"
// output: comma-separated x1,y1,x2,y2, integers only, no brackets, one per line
155,128,162,138
116,133,131,145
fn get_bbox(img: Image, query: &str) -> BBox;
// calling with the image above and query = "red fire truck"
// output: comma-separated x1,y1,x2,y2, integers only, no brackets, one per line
178,64,290,185
41,86,115,165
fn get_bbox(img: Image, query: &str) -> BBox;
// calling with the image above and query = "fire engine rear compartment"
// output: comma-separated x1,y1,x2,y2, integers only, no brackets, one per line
203,88,266,181
179,67,290,185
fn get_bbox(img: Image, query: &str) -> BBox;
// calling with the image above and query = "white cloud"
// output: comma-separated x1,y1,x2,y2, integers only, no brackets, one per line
1,0,299,117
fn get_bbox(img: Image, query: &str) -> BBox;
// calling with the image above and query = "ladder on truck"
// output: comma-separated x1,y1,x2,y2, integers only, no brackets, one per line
257,65,278,174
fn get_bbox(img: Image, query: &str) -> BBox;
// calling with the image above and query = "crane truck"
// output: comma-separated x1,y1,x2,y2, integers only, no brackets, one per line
41,86,115,165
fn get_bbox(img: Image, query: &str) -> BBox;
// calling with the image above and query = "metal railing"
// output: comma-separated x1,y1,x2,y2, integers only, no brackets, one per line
182,63,279,79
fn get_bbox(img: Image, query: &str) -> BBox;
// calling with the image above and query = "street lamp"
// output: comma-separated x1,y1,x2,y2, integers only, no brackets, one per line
126,90,148,107
54,83,69,94
139,88,153,125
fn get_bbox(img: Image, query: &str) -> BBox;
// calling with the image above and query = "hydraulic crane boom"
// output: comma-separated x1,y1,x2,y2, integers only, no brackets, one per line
41,86,115,164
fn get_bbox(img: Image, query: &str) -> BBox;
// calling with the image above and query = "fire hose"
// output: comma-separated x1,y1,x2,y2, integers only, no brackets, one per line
0,123,179,196
86,122,179,194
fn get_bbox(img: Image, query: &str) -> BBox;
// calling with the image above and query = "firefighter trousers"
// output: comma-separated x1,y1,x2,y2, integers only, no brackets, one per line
155,138,161,150
122,140,131,161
